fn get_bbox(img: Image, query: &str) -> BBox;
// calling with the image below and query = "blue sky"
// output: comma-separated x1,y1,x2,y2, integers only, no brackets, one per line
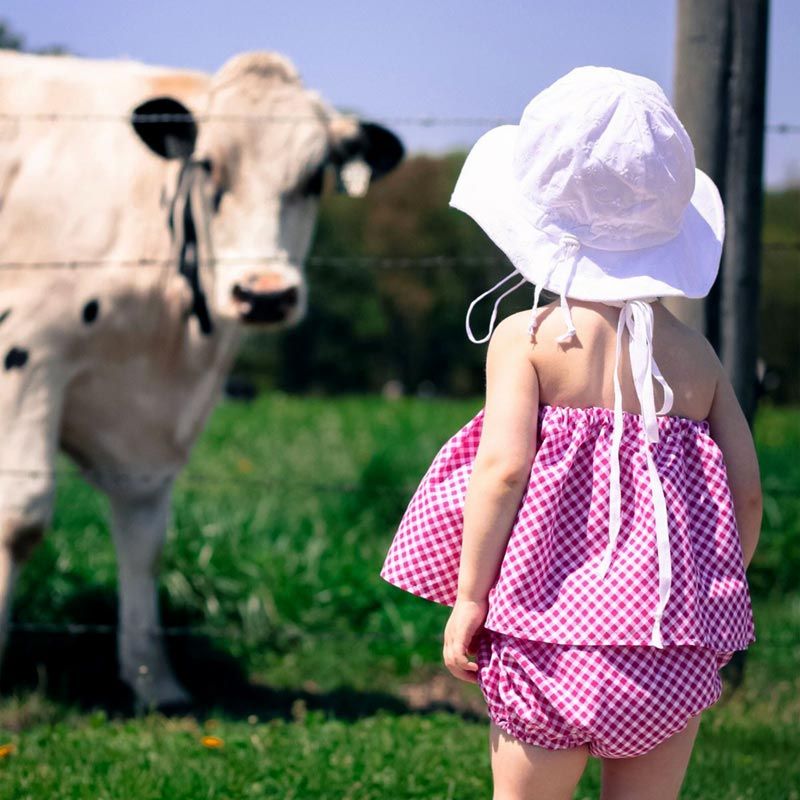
3,0,798,186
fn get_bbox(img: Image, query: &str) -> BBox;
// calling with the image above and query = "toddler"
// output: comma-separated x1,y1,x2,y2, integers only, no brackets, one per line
382,67,761,800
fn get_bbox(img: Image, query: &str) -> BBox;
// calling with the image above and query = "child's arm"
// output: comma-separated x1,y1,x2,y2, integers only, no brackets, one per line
443,316,539,682
707,362,762,568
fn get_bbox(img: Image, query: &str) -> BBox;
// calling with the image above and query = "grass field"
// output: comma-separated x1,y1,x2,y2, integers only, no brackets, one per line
1,396,798,799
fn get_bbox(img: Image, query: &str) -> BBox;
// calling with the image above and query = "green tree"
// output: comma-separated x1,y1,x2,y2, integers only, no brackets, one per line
0,18,67,54
0,20,25,50
235,162,798,401
270,153,530,396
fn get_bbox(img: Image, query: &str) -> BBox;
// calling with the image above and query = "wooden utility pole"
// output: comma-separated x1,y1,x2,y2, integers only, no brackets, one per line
669,0,770,423
719,0,770,423
669,0,731,343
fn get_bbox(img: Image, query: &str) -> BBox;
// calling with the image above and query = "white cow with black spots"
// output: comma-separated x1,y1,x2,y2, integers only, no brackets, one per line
0,50,402,708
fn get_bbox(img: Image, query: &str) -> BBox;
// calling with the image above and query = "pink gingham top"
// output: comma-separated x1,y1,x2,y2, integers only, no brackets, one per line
381,404,755,652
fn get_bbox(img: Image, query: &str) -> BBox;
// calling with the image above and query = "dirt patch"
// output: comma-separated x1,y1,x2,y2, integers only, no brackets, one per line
396,672,486,717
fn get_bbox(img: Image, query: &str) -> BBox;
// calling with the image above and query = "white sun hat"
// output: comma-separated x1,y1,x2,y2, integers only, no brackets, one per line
451,67,726,649
452,65,724,344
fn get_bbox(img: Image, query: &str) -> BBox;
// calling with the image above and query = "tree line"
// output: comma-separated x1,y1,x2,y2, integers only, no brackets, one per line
236,155,799,403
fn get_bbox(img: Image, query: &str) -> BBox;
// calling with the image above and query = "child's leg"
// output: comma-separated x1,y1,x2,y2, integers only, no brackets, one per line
599,714,702,800
490,722,589,800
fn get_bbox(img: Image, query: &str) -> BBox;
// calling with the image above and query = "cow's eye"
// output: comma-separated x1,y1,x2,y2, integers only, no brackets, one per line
197,158,228,213
211,186,225,213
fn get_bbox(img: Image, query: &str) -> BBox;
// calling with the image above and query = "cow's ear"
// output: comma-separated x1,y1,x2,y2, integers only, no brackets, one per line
330,120,404,197
356,122,404,181
131,97,197,160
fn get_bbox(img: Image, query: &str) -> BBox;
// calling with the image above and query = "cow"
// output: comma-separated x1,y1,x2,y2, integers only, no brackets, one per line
0,50,403,709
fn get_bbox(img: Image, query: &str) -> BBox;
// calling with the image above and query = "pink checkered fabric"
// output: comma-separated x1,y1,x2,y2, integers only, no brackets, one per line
477,633,727,758
381,404,755,652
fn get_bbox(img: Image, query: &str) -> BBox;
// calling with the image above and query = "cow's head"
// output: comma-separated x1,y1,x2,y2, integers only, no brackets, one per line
131,52,403,330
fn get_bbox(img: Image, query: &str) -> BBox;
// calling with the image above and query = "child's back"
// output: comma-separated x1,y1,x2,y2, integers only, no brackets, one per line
520,300,717,421
514,299,761,556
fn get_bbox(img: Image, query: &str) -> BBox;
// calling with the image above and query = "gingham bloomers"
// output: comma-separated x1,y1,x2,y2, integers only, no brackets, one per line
381,404,754,653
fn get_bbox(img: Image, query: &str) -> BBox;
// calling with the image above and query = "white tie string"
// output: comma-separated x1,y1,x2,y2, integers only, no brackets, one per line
527,234,581,339
465,233,582,345
555,244,580,343
596,300,675,648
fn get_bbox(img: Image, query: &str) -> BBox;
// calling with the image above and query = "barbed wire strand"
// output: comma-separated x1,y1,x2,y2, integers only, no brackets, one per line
7,620,433,643
0,244,796,273
0,254,506,271
7,619,795,648
0,463,796,498
0,111,798,133
0,464,414,497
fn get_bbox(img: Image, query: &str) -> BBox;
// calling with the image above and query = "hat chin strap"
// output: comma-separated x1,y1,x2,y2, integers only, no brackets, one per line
464,234,584,346
465,271,528,344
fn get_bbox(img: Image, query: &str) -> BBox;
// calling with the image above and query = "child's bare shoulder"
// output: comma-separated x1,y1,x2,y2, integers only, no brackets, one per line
656,304,722,372
486,312,538,363
491,310,535,342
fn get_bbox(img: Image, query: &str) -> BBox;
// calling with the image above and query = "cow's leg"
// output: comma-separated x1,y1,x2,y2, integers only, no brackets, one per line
0,351,63,682
108,483,190,709
0,514,48,661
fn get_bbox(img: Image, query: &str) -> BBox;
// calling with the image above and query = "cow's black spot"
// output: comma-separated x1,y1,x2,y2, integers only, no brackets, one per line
0,309,10,326
4,347,28,371
82,299,100,324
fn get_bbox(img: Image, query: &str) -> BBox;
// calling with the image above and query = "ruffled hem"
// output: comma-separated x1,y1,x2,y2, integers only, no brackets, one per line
378,572,754,652
483,623,755,654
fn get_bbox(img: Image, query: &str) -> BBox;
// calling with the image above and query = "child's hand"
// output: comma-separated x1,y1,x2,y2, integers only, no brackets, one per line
443,598,488,683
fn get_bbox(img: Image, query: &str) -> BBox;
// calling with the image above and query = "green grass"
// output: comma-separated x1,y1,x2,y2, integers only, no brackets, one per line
0,597,798,799
14,395,484,687
1,396,799,798
3,707,496,800
749,405,800,596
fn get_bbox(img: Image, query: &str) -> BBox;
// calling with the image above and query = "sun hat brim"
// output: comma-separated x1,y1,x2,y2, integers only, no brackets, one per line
449,125,724,300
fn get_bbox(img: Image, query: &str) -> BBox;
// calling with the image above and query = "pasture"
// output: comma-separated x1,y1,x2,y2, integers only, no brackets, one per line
1,395,798,799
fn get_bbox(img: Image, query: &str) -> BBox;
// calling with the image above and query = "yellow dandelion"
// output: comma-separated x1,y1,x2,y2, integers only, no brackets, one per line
0,744,16,758
200,735,224,749
236,457,254,474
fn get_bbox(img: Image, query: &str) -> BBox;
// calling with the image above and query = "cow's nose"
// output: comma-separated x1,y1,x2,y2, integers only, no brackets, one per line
232,284,299,324
244,273,288,294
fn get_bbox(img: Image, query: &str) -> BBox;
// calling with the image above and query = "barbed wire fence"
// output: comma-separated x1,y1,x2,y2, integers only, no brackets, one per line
0,246,797,273
0,109,797,131
1,109,798,648
0,109,797,269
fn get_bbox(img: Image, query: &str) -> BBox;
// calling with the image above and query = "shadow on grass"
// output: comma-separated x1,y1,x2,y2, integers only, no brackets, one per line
2,591,481,725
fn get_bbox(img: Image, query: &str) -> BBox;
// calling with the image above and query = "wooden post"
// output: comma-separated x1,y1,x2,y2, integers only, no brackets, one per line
670,0,769,425
719,0,770,423
670,0,770,685
668,0,731,345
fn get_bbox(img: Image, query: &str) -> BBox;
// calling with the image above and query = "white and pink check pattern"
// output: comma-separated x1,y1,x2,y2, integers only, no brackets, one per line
381,404,755,652
476,634,729,758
